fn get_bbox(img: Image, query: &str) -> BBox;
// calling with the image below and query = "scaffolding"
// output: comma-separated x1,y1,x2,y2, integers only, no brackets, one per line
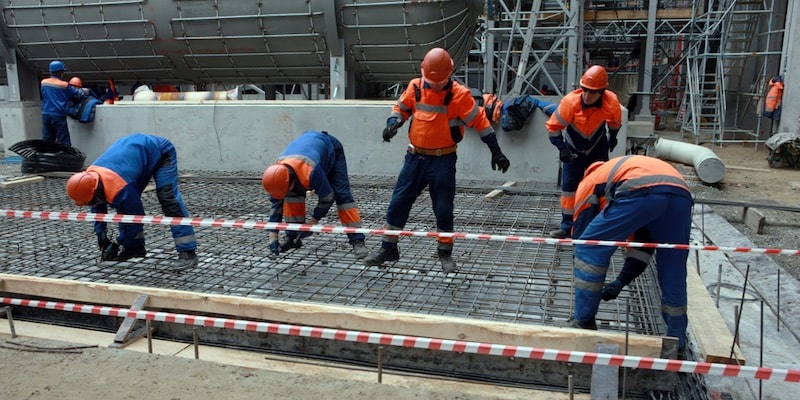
470,0,784,140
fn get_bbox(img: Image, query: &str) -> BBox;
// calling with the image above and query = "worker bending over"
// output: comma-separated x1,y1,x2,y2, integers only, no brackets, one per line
66,133,199,271
566,155,693,353
262,130,368,258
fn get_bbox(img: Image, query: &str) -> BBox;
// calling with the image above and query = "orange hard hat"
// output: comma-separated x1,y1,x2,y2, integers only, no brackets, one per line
421,47,454,84
585,160,606,178
262,163,291,200
66,171,99,206
482,93,503,124
580,65,608,90
69,77,82,88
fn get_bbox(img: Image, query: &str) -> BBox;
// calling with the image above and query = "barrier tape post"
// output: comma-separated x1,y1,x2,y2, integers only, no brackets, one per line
1,296,799,383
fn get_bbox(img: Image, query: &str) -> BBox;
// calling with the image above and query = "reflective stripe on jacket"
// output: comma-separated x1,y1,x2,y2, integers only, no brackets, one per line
545,89,622,153
390,78,493,149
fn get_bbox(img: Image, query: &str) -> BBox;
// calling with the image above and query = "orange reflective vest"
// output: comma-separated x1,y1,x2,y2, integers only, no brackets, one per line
390,78,494,149
765,78,783,114
545,89,622,153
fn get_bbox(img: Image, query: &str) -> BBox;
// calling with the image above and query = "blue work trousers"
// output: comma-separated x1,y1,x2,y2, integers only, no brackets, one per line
383,151,456,247
42,114,71,146
152,144,197,252
573,191,692,348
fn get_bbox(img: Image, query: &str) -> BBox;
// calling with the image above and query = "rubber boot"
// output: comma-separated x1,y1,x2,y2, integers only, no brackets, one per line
168,250,198,272
438,249,457,273
363,243,400,266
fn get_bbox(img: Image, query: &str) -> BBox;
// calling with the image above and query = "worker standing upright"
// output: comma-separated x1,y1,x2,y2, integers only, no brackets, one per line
261,130,368,259
65,133,199,271
763,75,783,121
545,65,622,239
363,47,510,273
40,60,84,146
565,155,693,353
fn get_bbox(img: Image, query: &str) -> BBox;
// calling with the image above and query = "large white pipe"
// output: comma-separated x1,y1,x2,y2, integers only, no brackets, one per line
653,138,726,184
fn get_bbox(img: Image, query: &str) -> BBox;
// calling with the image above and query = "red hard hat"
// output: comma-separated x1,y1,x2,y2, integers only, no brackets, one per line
421,48,454,84
262,163,290,200
69,77,82,88
580,65,609,90
66,171,99,206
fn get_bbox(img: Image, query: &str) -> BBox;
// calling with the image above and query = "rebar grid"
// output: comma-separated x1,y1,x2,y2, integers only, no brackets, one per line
0,173,665,336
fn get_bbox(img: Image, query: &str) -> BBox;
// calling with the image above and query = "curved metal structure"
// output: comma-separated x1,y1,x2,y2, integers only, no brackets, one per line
0,0,483,86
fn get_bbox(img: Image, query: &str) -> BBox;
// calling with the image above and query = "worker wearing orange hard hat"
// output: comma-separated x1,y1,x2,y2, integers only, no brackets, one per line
66,133,198,271
363,47,510,273
545,65,623,239
262,131,367,258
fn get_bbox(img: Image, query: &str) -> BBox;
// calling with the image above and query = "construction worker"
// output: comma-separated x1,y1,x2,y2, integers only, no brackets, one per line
565,155,692,352
363,47,511,273
262,130,368,258
545,65,622,239
763,75,783,120
40,60,85,146
65,133,198,271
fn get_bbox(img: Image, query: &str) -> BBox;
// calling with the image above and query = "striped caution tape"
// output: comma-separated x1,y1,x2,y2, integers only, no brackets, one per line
1,296,799,382
3,209,800,256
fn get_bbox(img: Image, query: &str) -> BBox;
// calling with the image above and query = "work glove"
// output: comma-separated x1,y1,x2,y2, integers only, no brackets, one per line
382,117,402,142
101,242,120,261
601,279,624,301
96,231,112,250
268,240,280,255
559,148,577,163
608,134,618,152
491,149,510,173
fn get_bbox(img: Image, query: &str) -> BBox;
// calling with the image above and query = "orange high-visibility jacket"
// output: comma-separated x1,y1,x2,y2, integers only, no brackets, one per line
545,89,622,154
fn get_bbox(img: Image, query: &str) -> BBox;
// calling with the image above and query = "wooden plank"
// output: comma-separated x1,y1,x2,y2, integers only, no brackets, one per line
110,293,149,348
0,274,668,358
0,175,44,188
685,261,746,365
585,8,695,21
484,181,516,200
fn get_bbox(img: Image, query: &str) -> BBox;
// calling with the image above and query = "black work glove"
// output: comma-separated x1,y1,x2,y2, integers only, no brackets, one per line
382,117,402,142
608,134,618,152
601,279,624,301
559,148,577,163
96,231,112,250
101,242,120,261
268,240,280,255
491,149,510,173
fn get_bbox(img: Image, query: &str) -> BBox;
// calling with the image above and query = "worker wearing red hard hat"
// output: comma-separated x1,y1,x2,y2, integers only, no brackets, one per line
261,131,367,258
363,47,511,273
66,133,198,271
545,65,623,239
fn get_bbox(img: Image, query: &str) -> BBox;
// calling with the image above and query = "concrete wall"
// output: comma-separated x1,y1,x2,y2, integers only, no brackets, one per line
1,99,628,184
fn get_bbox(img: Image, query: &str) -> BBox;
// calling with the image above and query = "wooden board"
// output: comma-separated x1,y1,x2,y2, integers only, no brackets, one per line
686,261,747,365
0,175,44,188
0,273,669,358
484,181,516,200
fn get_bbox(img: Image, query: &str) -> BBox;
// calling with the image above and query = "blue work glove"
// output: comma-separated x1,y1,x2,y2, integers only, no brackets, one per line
559,148,577,163
608,134,618,152
601,279,624,301
382,117,402,142
268,240,280,255
491,149,510,173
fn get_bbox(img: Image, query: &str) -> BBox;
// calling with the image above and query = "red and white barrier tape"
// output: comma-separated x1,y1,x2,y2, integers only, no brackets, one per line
1,296,798,382
4,209,800,256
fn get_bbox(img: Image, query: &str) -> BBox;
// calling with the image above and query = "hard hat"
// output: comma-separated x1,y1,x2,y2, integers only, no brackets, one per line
69,77,82,87
66,171,100,206
262,163,291,200
49,60,66,73
585,161,606,178
482,93,502,124
580,65,608,90
421,47,454,84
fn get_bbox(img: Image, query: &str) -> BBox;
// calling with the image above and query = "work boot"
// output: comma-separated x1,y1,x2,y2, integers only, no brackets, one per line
279,236,303,252
114,247,147,261
439,254,458,273
363,246,400,266
556,317,598,330
168,250,198,272
549,228,569,239
351,240,368,259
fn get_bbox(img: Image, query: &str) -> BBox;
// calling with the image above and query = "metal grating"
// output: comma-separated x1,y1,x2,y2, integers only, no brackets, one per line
0,172,665,336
